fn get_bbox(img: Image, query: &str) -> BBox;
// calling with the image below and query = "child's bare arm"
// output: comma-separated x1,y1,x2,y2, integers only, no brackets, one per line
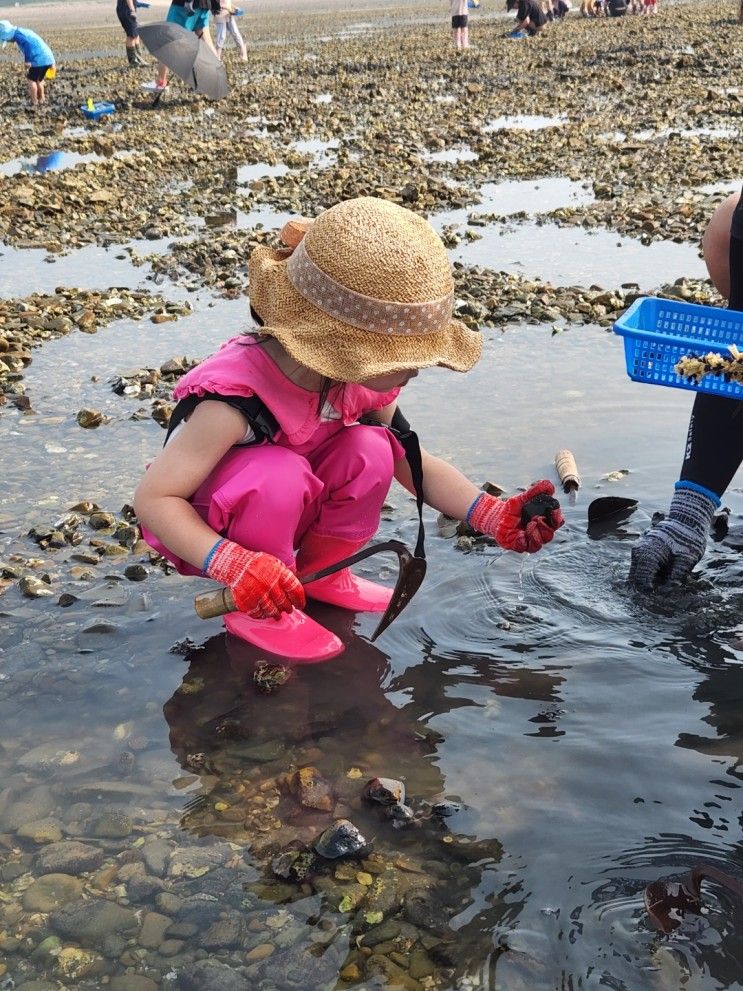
133,400,248,570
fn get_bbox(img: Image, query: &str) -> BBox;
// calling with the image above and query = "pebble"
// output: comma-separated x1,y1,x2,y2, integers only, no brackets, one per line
22,873,83,912
50,898,139,945
35,840,105,875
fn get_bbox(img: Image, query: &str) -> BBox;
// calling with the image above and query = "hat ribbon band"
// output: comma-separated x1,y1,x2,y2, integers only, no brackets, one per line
285,239,454,337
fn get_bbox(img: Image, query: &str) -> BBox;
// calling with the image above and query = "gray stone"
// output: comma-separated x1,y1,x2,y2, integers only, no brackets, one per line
87,809,133,838
0,785,55,830
101,933,128,958
155,891,183,915
139,910,171,949
142,838,171,877
177,959,251,991
22,873,83,912
199,911,245,949
168,844,229,879
35,840,104,875
50,898,139,945
109,976,159,991
174,893,222,926
17,817,63,844
158,938,185,956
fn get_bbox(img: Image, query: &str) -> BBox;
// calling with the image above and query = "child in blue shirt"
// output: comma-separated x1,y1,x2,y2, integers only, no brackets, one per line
0,20,55,106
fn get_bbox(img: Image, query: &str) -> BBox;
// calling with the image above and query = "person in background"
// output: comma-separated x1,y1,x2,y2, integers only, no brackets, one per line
506,0,547,35
628,191,743,590
116,0,148,68
214,0,247,61
0,19,55,107
153,0,218,91
607,0,628,15
552,0,571,19
450,0,470,49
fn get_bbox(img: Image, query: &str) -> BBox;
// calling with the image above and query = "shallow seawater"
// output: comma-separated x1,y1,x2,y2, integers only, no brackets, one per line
446,218,706,288
484,114,568,132
4,285,743,990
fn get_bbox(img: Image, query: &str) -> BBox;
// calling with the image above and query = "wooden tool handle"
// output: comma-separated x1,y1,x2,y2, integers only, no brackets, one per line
555,449,581,492
194,585,236,619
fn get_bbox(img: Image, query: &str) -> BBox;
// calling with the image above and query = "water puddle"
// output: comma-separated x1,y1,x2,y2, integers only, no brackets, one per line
236,202,296,232
290,137,340,168
0,149,134,177
633,127,739,141
449,220,705,288
433,176,594,222
424,145,479,164
0,235,176,298
237,161,290,183
484,114,568,132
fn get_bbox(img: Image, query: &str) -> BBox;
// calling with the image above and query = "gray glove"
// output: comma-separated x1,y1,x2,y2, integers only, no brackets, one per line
628,486,718,590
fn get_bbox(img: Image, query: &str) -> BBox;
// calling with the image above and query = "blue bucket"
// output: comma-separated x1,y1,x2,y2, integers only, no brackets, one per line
81,101,116,120
613,296,743,398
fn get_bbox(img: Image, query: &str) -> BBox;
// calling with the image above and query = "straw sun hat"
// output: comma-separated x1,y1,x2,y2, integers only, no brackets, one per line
248,197,482,383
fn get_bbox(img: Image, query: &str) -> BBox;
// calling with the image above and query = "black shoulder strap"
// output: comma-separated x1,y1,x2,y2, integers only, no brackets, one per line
362,406,426,561
163,392,280,447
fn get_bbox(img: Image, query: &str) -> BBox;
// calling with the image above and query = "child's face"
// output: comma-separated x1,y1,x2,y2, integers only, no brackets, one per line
360,369,419,392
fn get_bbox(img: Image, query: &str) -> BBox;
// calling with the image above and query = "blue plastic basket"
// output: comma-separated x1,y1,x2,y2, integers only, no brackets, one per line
613,296,743,398
80,101,116,121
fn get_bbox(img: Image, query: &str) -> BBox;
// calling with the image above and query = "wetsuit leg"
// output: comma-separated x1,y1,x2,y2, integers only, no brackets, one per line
679,218,743,497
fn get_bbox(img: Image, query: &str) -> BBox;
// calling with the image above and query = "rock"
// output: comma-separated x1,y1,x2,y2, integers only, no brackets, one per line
142,838,172,877
109,978,159,991
50,898,139,945
139,910,172,949
17,817,63,844
88,809,133,838
0,785,55,830
168,844,229,878
199,911,245,949
55,946,103,981
177,958,251,991
174,893,222,927
76,408,106,429
22,874,83,912
365,952,423,991
35,840,104,875
289,766,334,811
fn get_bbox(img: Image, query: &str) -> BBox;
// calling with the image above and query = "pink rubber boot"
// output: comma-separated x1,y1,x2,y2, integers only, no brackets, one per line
296,531,393,613
224,609,344,663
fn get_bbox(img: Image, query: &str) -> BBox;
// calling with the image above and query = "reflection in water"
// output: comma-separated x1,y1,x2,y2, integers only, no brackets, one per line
162,626,546,986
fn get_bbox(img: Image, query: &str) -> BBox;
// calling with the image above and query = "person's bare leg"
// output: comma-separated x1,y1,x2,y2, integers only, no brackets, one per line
37,80,45,104
462,25,469,46
26,79,38,106
197,26,217,54
452,27,458,46
155,63,169,87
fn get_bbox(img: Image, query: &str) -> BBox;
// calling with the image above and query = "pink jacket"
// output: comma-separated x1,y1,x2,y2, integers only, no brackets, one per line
172,336,401,457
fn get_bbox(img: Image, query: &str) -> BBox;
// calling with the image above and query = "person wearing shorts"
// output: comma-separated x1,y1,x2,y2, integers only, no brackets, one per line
450,0,469,48
116,0,148,67
0,20,55,106
643,0,657,12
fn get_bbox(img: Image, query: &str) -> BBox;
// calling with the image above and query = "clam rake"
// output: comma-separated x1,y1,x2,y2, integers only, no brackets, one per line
194,539,427,642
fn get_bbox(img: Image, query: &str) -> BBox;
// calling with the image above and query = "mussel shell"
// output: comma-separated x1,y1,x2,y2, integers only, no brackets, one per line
386,802,416,828
314,818,368,859
363,776,406,806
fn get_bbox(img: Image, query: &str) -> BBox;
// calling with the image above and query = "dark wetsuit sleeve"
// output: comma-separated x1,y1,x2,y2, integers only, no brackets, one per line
679,193,743,498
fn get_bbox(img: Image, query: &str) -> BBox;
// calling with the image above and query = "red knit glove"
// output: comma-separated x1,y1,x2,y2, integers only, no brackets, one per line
205,540,305,619
468,480,565,553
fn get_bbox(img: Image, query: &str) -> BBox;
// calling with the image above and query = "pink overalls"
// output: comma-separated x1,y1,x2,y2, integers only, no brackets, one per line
142,337,404,575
